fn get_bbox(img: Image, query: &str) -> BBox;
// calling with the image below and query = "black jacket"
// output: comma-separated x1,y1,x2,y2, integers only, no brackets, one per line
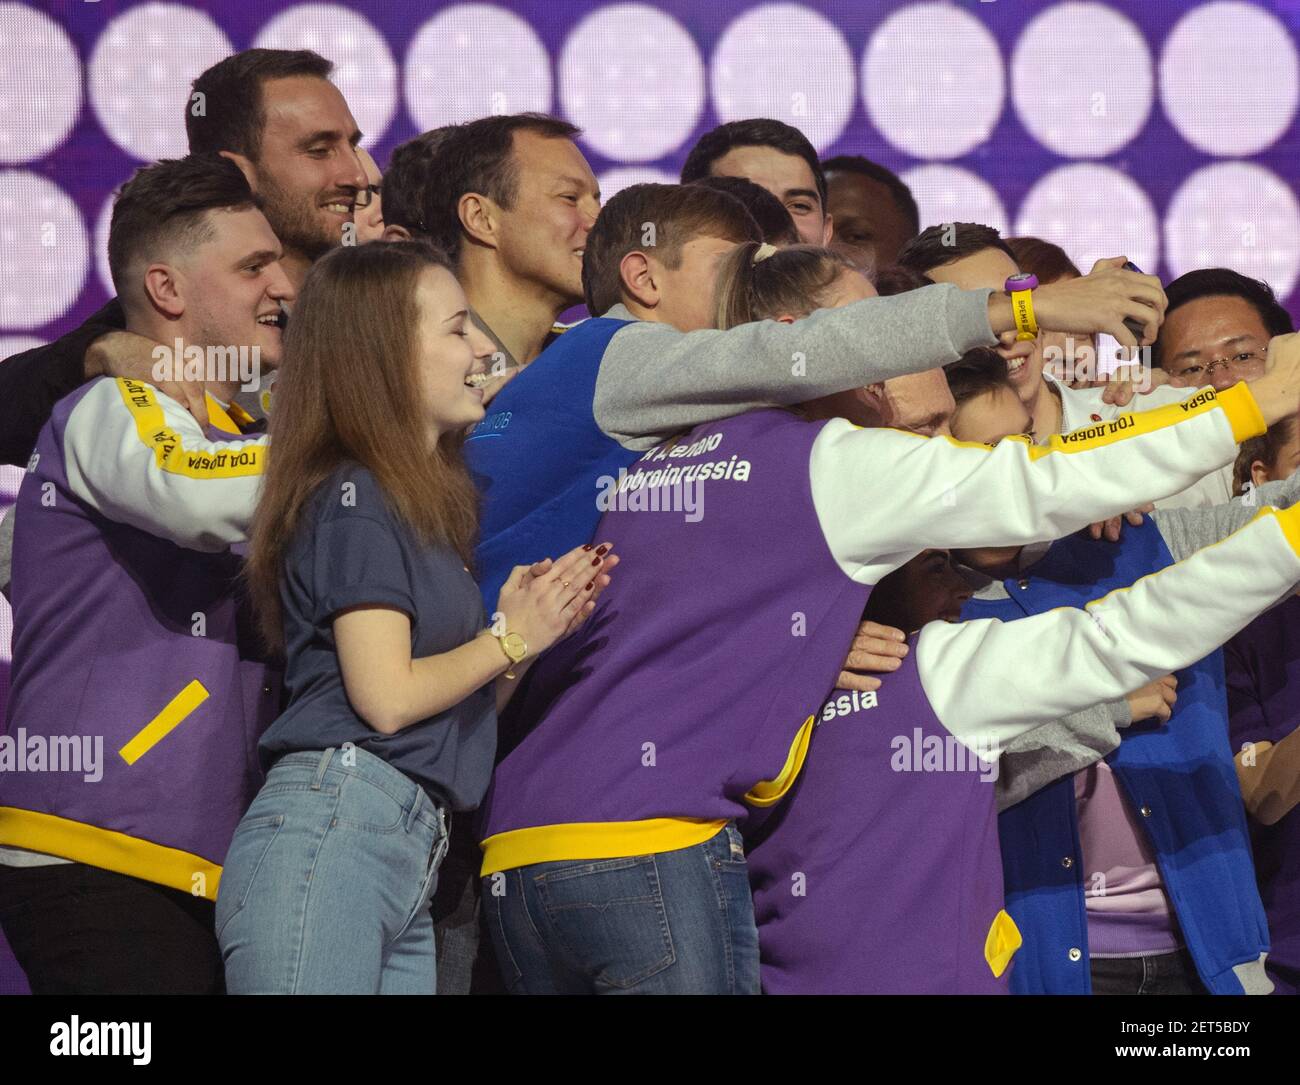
0,298,125,465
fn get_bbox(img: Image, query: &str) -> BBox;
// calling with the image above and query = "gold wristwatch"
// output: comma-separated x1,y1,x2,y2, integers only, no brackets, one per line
492,629,528,679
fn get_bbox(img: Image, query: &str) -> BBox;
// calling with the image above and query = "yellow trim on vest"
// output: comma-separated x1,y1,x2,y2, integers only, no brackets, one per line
115,378,268,478
479,817,728,877
203,393,241,435
888,382,1260,458
745,715,815,807
985,908,1023,978
1269,503,1300,557
1005,382,1260,460
1215,381,1266,444
119,680,209,766
0,807,222,900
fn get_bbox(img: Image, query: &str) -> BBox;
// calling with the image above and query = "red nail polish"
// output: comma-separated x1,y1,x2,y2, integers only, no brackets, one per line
596,545,609,555
591,556,601,565
586,581,594,590
582,544,593,551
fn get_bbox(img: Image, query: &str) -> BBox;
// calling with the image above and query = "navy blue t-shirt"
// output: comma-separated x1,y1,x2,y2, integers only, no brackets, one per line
258,462,495,811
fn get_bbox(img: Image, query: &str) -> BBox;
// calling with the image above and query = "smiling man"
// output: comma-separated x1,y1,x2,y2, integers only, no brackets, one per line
193,50,368,287
382,115,600,401
0,155,293,994
681,119,833,246
0,48,366,463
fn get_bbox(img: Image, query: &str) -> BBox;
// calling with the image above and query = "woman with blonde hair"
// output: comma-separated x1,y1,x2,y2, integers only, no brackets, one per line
218,241,615,993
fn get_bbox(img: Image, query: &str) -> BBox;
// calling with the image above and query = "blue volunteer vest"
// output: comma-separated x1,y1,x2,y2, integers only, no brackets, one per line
962,519,1269,994
464,316,635,608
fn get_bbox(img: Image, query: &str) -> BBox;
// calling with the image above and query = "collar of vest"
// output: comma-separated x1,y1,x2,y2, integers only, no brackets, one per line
205,392,258,435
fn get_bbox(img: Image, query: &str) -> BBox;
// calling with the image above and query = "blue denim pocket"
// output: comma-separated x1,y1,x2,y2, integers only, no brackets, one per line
332,773,409,834
534,855,676,989
215,813,284,940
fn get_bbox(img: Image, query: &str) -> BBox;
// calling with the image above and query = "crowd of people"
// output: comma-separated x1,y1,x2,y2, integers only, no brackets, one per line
0,47,1296,997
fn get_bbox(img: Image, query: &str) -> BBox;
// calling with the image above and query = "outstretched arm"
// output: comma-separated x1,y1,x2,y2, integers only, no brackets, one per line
916,503,1300,753
813,383,1265,584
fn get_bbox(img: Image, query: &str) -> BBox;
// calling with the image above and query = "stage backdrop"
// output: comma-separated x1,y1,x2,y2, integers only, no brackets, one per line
3,0,1300,992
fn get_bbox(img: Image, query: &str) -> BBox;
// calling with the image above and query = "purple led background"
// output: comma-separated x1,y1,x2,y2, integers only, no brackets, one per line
9,0,1300,346
3,0,1300,994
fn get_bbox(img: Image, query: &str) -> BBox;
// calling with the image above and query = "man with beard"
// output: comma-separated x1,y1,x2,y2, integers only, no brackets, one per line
0,48,366,464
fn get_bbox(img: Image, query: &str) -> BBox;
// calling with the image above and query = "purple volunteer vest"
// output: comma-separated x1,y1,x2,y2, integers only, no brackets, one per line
745,650,1015,994
0,381,280,897
479,409,870,847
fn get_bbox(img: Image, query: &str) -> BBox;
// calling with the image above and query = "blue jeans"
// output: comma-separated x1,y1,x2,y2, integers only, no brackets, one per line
483,823,760,994
216,746,448,994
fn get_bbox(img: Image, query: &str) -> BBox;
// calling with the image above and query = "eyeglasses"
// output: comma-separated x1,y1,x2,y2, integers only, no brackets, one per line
353,183,381,210
1171,350,1264,382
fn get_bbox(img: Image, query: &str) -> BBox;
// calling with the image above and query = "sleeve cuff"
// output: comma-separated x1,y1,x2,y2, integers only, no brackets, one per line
319,585,417,626
1105,697,1133,730
1217,381,1267,444
947,285,998,352
1265,502,1300,558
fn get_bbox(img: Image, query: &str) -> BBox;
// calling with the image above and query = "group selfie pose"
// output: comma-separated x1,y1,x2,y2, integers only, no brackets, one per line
0,46,1296,999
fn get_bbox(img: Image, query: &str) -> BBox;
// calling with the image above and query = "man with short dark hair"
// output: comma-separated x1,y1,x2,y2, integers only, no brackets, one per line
382,115,598,399
898,221,1017,281
822,154,919,269
689,175,798,245
0,47,366,464
0,155,291,994
466,181,1172,612
1155,268,1293,390
681,118,832,246
578,183,760,331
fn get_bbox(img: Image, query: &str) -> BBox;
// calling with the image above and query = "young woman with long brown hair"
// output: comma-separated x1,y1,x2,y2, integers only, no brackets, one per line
217,241,615,993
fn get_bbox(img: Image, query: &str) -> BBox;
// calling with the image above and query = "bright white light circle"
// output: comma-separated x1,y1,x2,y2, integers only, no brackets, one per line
405,4,551,129
900,164,1008,237
1012,2,1152,158
1015,164,1158,275
0,172,89,329
598,167,676,205
864,3,1005,160
94,189,118,296
1161,1,1299,156
0,461,25,505
0,336,45,357
560,4,705,163
88,3,232,161
0,4,83,163
711,4,854,152
253,4,396,148
1165,161,1300,298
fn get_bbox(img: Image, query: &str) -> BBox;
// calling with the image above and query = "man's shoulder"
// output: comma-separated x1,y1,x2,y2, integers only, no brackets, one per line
492,316,636,408
50,374,130,433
